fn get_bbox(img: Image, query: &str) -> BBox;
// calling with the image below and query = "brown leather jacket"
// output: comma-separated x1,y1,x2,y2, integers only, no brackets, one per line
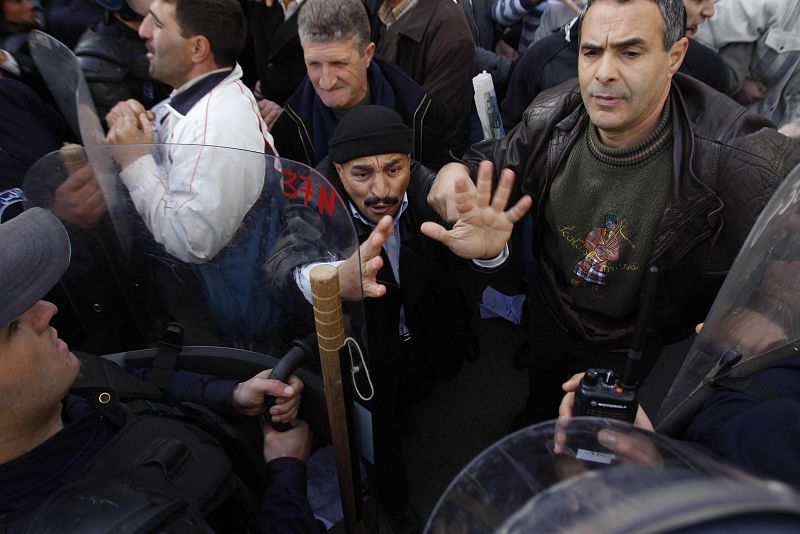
465,73,800,343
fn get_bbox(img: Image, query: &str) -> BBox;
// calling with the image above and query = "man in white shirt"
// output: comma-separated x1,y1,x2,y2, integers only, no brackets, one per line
105,0,276,263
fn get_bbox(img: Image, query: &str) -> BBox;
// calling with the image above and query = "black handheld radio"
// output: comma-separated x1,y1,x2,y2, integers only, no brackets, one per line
573,265,659,422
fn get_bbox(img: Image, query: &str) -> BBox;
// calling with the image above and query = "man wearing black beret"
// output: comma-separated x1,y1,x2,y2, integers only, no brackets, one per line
267,104,527,532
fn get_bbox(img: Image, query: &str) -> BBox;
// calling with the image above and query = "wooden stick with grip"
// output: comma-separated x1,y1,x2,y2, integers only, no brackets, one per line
310,264,364,534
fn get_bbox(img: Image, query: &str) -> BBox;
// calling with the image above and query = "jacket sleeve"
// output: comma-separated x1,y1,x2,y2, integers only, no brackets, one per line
128,367,238,415
491,0,544,24
421,4,475,121
712,119,800,265
473,45,513,85
682,356,800,488
262,457,323,533
265,203,342,319
501,41,548,129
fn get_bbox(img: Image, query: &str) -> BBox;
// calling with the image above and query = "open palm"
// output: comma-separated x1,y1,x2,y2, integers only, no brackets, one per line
421,161,532,259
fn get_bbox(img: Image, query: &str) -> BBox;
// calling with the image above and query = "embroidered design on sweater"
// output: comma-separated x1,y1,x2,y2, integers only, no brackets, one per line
570,214,634,286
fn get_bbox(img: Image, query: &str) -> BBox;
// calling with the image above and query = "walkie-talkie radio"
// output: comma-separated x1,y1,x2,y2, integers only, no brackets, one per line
574,266,659,422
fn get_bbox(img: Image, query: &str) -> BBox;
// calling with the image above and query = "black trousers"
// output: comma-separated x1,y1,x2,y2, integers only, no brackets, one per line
524,287,663,424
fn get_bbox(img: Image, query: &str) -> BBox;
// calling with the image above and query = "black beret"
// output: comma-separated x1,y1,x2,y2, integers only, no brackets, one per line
328,105,413,163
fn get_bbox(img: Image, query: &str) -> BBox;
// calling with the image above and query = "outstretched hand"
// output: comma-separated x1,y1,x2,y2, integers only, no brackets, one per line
420,161,532,260
338,215,392,301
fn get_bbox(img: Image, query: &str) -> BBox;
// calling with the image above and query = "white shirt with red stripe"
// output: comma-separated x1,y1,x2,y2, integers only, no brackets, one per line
120,64,277,263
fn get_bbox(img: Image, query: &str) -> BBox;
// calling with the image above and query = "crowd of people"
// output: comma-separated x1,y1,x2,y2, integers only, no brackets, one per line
1,0,799,532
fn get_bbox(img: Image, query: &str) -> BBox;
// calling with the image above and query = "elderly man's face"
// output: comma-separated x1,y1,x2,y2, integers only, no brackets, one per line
684,0,714,37
139,0,193,88
0,301,79,411
334,153,411,224
579,0,687,148
303,37,375,110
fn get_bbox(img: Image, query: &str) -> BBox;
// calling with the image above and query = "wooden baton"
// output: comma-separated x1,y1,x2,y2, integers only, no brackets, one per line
310,264,364,534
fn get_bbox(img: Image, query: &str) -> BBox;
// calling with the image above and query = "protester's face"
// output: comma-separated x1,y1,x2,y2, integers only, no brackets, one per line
3,0,37,29
139,0,192,88
684,0,714,37
579,0,687,147
0,301,79,407
335,153,411,224
303,37,375,110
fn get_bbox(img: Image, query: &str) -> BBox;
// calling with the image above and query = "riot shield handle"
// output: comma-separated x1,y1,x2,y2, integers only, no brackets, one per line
150,322,184,393
265,334,318,431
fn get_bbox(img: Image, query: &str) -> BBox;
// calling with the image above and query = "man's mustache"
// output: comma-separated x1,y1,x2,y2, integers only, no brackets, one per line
364,196,399,208
588,84,630,100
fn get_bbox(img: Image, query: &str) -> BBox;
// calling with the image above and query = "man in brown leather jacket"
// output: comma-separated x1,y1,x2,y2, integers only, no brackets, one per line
423,0,800,424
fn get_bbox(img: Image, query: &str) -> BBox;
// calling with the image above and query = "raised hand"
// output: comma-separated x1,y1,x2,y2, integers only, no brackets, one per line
420,161,532,260
338,215,392,301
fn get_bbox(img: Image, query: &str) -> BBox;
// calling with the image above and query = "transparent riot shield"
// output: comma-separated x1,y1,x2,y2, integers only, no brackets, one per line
28,29,132,255
28,29,106,146
426,418,800,533
656,162,800,435
28,29,87,140
24,144,365,349
24,145,373,531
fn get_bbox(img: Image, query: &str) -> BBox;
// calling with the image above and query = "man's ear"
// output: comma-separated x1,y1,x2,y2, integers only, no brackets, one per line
667,36,689,77
334,161,345,178
363,42,375,68
189,35,213,65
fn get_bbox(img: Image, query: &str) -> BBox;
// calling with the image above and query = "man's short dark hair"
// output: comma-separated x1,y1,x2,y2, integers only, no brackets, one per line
166,0,246,67
297,0,371,55
580,0,686,51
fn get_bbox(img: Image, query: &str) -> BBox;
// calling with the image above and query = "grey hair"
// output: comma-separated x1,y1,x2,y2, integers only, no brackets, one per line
297,0,371,53
580,0,686,51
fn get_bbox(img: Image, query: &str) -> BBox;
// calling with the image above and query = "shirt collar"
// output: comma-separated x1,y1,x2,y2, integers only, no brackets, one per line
378,0,421,28
349,192,409,229
168,67,233,115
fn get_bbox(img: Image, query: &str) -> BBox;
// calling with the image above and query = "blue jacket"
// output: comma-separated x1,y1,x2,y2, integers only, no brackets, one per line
0,79,67,221
684,354,800,489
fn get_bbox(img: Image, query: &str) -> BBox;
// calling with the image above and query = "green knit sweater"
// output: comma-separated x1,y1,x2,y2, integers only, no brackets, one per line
541,100,673,326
